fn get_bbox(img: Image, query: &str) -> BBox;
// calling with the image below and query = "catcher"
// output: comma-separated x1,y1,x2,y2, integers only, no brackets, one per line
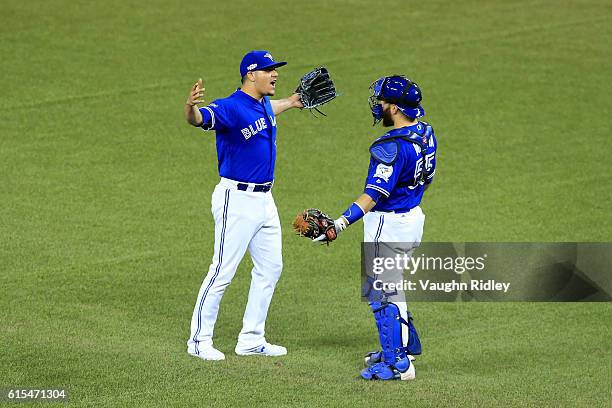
293,75,438,380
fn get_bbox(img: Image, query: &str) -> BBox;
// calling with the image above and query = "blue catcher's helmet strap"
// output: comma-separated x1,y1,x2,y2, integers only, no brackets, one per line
374,75,420,108
389,76,419,108
394,76,414,105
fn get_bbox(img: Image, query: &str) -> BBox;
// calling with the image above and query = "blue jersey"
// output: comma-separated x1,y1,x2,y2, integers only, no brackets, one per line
199,90,277,184
363,122,437,212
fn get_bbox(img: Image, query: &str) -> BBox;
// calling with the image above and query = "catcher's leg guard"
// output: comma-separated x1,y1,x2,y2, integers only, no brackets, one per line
406,311,422,356
363,304,422,367
373,301,409,364
361,302,414,380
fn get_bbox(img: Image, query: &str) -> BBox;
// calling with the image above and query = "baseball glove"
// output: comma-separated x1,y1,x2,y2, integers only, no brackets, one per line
293,208,338,243
296,67,338,116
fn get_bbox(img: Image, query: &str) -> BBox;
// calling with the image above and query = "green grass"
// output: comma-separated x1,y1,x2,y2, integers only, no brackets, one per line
1,0,611,406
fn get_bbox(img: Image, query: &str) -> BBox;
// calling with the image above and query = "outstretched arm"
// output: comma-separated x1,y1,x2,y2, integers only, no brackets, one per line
185,78,205,126
271,93,303,115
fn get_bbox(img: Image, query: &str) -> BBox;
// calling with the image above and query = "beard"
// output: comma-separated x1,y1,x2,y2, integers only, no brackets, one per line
382,107,394,127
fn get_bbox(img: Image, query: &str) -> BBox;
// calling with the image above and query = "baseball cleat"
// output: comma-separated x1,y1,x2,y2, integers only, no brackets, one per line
364,351,416,366
235,342,287,357
399,360,416,381
364,351,383,366
189,346,225,361
360,358,415,381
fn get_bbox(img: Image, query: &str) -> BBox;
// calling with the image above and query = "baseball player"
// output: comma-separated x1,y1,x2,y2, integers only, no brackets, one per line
184,51,303,361
294,75,437,380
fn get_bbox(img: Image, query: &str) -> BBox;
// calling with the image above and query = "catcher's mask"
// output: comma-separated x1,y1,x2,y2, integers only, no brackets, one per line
369,75,425,125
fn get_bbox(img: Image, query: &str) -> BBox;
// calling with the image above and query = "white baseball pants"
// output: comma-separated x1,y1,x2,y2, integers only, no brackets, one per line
188,178,282,354
363,207,425,344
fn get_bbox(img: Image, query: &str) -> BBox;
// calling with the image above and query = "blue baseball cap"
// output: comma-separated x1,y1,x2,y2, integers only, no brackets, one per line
240,50,287,78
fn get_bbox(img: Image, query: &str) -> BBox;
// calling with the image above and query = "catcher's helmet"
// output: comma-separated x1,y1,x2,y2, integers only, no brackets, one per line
369,75,425,125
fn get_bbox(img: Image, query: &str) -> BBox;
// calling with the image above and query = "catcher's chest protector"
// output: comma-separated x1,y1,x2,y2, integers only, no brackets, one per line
369,125,433,182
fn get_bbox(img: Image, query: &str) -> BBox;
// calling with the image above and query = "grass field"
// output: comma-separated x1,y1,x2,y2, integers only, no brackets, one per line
1,0,611,406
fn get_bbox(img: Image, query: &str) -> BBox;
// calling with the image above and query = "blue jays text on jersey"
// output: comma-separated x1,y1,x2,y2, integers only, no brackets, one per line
199,89,277,184
363,122,437,212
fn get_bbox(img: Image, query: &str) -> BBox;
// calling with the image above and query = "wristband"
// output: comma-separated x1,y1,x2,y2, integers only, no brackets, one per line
342,202,366,225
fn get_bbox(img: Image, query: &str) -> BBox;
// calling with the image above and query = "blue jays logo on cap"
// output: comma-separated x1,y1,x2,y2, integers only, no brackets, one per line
240,50,288,77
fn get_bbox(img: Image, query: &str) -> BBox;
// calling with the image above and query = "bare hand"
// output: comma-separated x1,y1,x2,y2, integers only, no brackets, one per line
187,78,205,106
289,93,304,109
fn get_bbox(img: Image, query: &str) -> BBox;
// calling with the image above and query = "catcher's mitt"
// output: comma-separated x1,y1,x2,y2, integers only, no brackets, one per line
296,67,338,116
293,208,338,243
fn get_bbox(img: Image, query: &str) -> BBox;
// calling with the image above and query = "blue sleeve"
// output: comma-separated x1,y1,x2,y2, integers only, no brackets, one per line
363,154,404,199
424,133,437,184
198,100,233,131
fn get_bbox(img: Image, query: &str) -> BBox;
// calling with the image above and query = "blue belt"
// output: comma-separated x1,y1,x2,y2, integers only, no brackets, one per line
237,182,272,193
376,208,412,214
